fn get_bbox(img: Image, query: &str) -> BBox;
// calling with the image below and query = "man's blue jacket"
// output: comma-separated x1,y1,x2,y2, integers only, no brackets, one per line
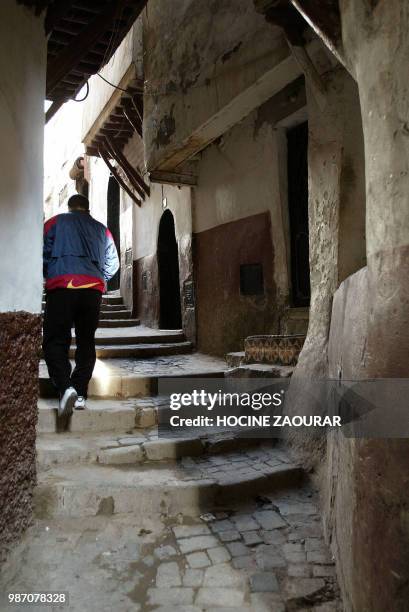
43,211,119,293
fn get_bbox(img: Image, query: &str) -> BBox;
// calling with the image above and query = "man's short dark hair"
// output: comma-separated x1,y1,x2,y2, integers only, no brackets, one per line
68,194,89,211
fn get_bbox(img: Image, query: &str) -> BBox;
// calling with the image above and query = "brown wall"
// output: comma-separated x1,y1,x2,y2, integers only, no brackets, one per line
326,268,409,612
194,212,278,356
0,312,41,561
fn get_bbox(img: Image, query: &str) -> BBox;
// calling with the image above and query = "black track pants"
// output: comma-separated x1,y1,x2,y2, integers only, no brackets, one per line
43,289,102,397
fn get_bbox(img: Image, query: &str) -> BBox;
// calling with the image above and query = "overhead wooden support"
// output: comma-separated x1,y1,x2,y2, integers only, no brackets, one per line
104,136,150,200
47,1,127,97
289,0,346,70
98,146,141,207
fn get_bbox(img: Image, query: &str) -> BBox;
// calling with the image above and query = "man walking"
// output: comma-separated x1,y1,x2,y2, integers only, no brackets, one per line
43,194,119,418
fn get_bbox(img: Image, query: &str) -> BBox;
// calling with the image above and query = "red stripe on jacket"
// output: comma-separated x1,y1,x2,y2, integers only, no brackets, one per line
44,215,58,235
45,274,105,293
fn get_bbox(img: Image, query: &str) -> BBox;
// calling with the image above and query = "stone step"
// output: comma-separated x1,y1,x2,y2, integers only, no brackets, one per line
37,398,137,434
36,429,269,469
226,363,294,378
100,304,129,313
68,341,193,360
99,309,133,320
39,353,228,399
98,318,140,328
92,331,185,346
102,295,123,305
35,446,303,519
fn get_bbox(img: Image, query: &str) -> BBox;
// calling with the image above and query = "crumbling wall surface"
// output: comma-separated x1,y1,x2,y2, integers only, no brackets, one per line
194,108,292,355
0,313,41,561
329,2,409,610
132,182,193,331
325,268,368,612
287,68,365,467
143,0,290,170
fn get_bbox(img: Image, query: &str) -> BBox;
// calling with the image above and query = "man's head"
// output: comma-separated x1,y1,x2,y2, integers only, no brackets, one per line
68,194,89,212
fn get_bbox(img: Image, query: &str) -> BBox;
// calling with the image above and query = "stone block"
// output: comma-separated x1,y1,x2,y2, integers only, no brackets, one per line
154,545,177,560
226,541,248,557
203,564,242,587
156,561,181,587
233,514,260,532
243,531,263,546
253,510,287,530
183,569,204,587
186,552,211,568
147,587,194,606
288,564,311,577
98,445,144,465
250,572,279,593
285,578,325,600
219,529,241,542
232,555,257,570
207,546,231,564
135,407,156,428
143,438,203,461
195,587,245,608
178,535,219,554
307,551,333,564
173,524,210,539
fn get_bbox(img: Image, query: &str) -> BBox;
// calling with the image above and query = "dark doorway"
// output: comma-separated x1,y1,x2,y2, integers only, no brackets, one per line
287,121,311,306
158,209,182,329
107,176,120,291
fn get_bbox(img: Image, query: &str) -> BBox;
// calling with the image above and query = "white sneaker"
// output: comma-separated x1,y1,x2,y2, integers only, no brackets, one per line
74,396,86,410
59,387,77,418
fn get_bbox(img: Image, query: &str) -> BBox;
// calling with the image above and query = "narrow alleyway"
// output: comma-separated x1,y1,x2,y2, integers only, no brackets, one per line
0,292,341,611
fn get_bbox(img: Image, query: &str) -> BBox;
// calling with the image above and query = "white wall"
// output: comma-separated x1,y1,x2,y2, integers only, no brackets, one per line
0,1,46,314
44,97,85,218
133,182,192,261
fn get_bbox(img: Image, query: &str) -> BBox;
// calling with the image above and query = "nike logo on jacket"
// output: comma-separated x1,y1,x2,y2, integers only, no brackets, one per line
43,211,119,293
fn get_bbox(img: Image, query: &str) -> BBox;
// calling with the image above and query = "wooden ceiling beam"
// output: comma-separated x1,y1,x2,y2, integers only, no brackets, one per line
99,145,141,207
47,0,128,97
104,136,149,199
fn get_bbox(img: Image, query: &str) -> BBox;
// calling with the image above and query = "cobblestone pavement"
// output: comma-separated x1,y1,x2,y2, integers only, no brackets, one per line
0,482,341,612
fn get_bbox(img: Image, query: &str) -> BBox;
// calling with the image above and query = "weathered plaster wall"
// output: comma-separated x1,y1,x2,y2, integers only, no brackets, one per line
325,2,409,610
194,105,298,353
0,0,46,314
287,67,365,411
132,180,193,333
44,99,84,218
143,0,295,170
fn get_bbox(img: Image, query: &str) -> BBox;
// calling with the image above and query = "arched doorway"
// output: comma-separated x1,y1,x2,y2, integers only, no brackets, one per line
158,209,182,329
107,176,120,291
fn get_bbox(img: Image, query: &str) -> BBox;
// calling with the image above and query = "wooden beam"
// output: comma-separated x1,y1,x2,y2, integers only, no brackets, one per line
45,0,77,35
104,136,150,199
289,0,346,69
149,170,198,187
122,103,142,137
45,99,65,123
46,0,143,97
99,146,141,206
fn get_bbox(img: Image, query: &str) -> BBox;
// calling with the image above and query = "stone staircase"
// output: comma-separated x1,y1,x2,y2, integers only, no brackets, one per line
37,291,304,521
2,294,342,610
